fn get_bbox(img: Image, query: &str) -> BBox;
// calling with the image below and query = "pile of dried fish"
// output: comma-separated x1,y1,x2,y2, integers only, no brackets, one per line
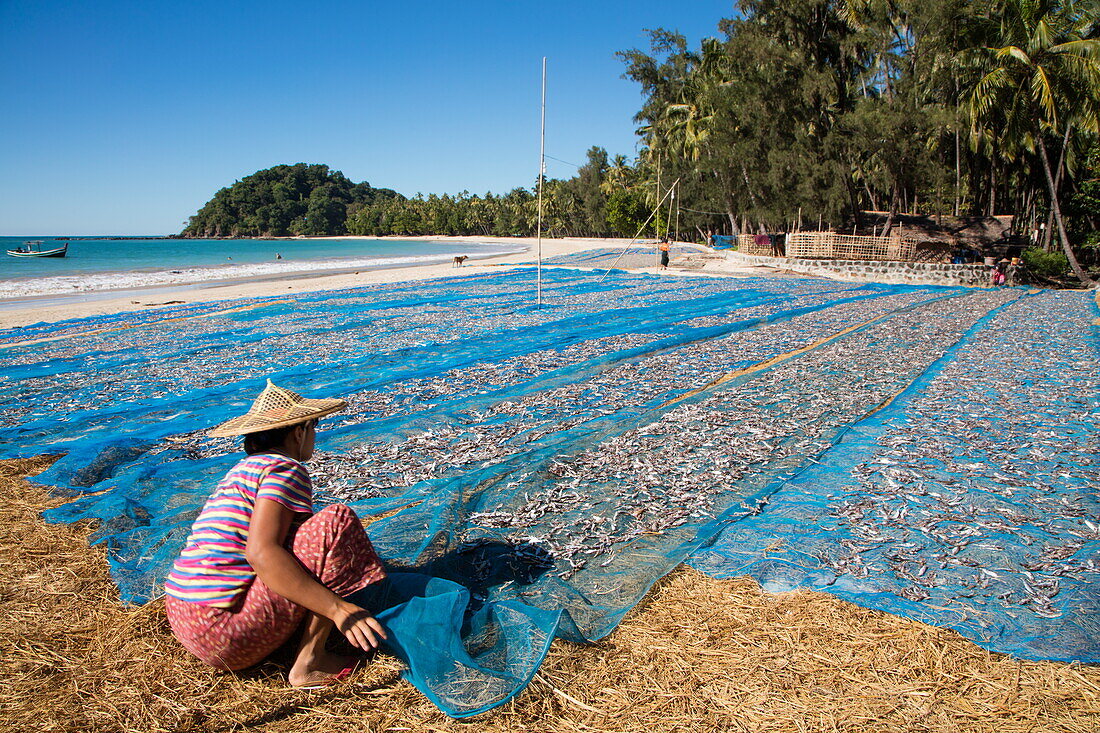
4,271,824,435
823,291,1099,620
141,281,885,466
292,290,946,506
461,290,1014,588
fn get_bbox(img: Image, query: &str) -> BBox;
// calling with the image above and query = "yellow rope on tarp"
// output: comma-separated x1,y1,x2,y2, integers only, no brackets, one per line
658,289,1027,411
656,312,890,409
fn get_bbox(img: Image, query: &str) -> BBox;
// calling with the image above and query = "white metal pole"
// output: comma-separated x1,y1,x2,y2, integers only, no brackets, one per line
667,182,675,243
654,156,662,268
673,182,680,243
536,57,546,307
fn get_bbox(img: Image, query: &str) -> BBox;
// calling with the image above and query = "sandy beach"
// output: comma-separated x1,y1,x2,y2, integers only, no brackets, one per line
0,235,756,330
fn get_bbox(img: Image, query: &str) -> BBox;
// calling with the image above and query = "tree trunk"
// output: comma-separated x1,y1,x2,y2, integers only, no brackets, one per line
881,183,900,238
844,178,861,230
988,162,997,216
740,163,760,212
1037,133,1093,286
1042,208,1055,251
863,182,878,211
954,127,960,217
1041,125,1072,251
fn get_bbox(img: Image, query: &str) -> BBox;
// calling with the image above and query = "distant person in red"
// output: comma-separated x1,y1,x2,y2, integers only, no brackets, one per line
164,381,388,688
990,259,1008,287
659,238,671,270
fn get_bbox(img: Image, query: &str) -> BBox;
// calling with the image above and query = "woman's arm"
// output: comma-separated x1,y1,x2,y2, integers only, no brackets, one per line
245,497,387,652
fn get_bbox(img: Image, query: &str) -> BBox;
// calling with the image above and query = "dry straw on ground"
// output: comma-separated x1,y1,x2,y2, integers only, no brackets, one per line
1,455,1097,732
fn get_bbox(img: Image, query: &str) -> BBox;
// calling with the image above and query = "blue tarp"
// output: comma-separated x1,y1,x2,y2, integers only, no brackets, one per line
690,288,1100,662
2,267,1096,715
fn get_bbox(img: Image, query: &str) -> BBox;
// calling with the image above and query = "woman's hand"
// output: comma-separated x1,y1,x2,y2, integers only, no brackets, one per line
334,603,389,651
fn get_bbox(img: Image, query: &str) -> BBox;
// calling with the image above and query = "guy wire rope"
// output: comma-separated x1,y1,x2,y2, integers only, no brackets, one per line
536,57,547,308
598,179,680,283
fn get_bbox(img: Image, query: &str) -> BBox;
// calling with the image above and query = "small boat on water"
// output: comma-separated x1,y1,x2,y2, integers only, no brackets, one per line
6,240,68,258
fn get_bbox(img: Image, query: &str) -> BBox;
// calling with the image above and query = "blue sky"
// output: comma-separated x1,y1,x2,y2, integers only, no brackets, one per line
0,1,732,235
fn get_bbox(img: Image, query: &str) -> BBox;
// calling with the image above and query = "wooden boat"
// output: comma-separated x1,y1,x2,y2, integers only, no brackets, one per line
6,240,67,258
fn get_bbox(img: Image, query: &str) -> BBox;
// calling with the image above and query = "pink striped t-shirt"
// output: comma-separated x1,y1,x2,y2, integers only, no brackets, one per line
165,452,313,607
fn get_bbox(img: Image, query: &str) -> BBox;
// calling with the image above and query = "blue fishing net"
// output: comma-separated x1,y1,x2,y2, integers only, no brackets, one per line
690,288,1100,663
1,267,1095,715
544,244,694,268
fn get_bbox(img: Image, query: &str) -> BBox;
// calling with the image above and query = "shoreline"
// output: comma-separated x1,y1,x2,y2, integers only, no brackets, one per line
0,238,524,299
0,236,729,329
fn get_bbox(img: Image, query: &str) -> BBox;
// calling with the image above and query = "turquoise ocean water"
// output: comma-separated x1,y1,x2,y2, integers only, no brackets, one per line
0,237,524,300
0,237,517,280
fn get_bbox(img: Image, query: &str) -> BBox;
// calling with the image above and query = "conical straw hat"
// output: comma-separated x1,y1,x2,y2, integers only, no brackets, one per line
209,380,347,437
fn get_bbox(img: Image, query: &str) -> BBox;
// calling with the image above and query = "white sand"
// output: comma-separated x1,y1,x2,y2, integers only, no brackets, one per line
0,236,771,329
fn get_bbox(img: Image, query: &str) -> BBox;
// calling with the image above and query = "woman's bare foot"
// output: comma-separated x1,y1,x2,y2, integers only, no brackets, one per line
288,650,359,688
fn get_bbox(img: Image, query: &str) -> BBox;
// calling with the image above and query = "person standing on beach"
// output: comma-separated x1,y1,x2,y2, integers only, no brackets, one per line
659,238,671,270
164,381,388,688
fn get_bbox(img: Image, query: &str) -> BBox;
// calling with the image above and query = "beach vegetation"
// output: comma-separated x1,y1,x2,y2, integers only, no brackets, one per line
1066,142,1100,266
1021,245,1070,276
615,0,1100,281
958,0,1100,284
606,189,650,236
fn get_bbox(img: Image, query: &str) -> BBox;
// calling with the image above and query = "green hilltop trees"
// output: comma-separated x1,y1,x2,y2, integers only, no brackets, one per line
182,164,401,238
183,162,615,240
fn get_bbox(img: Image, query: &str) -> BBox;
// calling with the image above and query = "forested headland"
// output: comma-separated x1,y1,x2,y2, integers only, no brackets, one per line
182,1,1100,283
181,164,402,238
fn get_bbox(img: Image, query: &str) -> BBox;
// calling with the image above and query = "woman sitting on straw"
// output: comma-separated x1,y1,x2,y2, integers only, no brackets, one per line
164,381,388,688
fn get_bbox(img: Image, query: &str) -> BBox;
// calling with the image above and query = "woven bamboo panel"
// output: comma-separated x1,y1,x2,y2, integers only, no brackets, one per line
786,232,916,262
912,242,954,264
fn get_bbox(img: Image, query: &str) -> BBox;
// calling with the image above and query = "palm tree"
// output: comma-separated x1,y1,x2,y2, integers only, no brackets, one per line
962,0,1100,285
599,154,637,198
660,38,732,164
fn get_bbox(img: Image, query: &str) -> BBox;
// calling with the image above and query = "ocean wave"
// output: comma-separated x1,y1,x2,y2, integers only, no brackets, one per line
0,247,525,299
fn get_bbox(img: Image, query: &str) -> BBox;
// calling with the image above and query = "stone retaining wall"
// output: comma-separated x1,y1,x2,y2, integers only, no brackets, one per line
728,251,988,287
